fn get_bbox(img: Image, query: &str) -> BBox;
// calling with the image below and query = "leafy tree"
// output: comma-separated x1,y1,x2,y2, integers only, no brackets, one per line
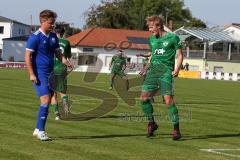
84,0,206,30
55,22,81,37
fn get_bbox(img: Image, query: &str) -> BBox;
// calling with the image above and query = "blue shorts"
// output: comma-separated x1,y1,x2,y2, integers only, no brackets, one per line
33,71,53,97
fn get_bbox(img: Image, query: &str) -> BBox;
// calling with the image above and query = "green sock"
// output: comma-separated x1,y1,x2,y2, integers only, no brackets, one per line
110,79,113,87
126,80,129,90
168,104,179,125
140,100,154,122
62,95,68,103
51,104,58,113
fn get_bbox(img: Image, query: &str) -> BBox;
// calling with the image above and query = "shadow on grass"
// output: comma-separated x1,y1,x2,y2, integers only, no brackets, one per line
51,133,172,140
179,133,240,141
61,114,146,121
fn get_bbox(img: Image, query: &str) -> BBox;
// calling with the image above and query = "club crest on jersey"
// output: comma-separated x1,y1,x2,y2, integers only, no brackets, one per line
154,48,165,55
51,38,56,43
163,41,168,47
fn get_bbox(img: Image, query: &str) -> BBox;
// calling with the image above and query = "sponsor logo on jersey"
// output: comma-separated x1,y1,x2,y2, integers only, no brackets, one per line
154,48,165,55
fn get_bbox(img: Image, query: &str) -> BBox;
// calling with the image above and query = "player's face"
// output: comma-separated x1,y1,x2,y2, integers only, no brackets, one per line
148,21,160,36
41,18,55,32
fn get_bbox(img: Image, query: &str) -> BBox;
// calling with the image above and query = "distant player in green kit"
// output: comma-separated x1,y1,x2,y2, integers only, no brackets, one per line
109,49,129,90
140,15,183,140
50,25,72,120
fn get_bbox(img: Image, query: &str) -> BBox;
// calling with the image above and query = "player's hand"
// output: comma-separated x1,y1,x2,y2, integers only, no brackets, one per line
139,68,146,76
172,69,180,77
67,63,73,69
30,74,38,83
65,61,73,70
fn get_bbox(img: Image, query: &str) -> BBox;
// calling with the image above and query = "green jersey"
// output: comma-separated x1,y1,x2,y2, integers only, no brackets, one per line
149,32,182,71
54,38,72,67
111,56,126,71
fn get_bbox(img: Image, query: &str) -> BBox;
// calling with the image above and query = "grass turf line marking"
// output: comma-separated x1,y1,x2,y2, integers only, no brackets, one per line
200,149,240,158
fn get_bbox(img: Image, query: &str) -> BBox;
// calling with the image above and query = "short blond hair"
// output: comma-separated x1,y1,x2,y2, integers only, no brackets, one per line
39,10,57,23
146,15,164,30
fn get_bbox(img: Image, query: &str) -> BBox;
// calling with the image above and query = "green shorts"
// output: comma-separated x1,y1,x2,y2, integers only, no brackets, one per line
111,69,126,78
53,64,68,93
141,69,174,95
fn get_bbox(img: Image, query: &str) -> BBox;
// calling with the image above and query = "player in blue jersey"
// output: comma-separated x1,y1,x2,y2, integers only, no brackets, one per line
25,10,72,141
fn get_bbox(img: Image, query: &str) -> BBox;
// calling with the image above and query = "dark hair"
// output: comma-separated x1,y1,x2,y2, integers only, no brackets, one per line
39,10,57,23
55,25,65,35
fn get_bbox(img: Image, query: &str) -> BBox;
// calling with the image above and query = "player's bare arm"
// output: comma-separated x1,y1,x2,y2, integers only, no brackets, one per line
109,58,113,69
122,61,127,71
136,52,151,57
172,48,183,77
139,54,152,75
25,50,37,83
55,49,72,68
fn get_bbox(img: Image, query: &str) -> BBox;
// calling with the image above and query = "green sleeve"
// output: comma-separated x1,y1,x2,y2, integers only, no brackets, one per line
174,35,182,50
65,41,72,59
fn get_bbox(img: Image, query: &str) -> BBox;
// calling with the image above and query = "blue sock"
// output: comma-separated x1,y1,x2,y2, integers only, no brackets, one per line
36,104,49,131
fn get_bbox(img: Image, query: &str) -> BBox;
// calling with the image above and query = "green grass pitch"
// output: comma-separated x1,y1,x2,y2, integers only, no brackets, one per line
0,68,239,160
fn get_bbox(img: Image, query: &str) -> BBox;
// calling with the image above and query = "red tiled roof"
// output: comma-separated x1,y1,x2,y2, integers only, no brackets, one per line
67,27,151,50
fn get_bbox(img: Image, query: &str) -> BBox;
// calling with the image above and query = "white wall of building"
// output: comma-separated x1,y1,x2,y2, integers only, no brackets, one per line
0,21,30,58
225,26,240,41
71,46,148,74
0,22,11,50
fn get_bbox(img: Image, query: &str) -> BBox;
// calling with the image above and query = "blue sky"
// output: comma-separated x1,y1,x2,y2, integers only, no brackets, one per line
0,0,239,29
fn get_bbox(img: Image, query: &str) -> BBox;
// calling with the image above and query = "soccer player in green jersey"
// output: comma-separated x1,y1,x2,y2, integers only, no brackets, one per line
50,25,72,120
109,49,129,90
140,15,183,140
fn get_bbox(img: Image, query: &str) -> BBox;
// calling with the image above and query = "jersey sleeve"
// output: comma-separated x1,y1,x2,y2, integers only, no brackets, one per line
26,35,38,52
65,40,72,59
174,35,182,50
54,34,60,50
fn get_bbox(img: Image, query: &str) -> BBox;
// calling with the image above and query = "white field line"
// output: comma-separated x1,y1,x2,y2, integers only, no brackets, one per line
200,149,240,158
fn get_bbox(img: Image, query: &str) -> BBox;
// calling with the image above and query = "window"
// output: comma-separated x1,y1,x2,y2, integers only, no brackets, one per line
22,28,25,35
189,65,199,71
214,66,224,72
213,43,223,51
78,55,97,66
83,48,94,52
0,26,4,34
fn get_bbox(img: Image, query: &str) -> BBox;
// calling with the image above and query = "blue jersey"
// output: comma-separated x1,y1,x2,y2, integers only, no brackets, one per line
26,29,60,74
26,29,60,97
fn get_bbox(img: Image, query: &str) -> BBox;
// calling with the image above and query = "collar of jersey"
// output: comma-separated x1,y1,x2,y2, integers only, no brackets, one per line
39,29,50,37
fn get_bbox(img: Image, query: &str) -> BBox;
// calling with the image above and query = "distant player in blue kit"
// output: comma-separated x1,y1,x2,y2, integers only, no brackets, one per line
25,10,72,141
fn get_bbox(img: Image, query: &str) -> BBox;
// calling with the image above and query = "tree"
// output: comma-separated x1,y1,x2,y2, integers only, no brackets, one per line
55,22,81,38
84,0,206,30
84,0,133,29
187,18,207,28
